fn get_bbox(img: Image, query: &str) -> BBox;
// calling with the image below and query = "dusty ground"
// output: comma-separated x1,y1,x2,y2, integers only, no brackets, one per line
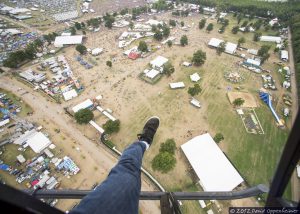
227,92,258,108
2,9,294,214
91,0,147,14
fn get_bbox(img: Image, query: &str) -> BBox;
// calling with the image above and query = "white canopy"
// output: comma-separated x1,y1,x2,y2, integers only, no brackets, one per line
54,35,83,47
190,73,200,82
169,82,185,89
181,133,244,191
63,89,78,101
146,69,160,79
27,132,51,153
150,56,168,68
72,99,93,113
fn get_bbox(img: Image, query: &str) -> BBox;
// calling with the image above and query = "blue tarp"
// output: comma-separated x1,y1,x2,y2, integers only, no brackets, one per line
0,164,10,171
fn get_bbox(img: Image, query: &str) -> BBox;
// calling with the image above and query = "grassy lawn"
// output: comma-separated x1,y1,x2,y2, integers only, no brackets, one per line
0,88,33,117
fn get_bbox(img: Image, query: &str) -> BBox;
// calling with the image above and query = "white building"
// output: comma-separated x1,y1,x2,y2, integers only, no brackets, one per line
260,36,281,43
280,50,288,61
145,19,163,26
54,35,83,47
181,133,244,191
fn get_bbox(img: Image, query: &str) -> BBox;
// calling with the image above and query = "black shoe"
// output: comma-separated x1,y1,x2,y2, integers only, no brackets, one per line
137,116,160,145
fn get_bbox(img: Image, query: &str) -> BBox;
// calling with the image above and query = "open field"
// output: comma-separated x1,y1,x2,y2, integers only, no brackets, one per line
227,92,258,108
37,11,292,211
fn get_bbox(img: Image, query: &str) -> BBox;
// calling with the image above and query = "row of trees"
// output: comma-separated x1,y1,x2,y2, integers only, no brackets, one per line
181,0,300,22
291,14,300,101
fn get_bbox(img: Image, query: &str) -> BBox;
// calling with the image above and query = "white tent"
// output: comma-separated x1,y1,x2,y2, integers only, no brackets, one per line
169,82,185,89
150,56,168,71
72,99,93,113
280,50,288,61
190,73,200,82
27,132,51,153
146,19,163,26
54,35,83,47
63,89,78,101
181,133,244,191
225,42,237,54
0,119,10,127
208,38,223,48
91,48,103,56
260,36,281,43
146,69,160,79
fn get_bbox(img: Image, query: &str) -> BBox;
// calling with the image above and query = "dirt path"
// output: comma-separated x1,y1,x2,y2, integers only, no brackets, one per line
287,27,300,202
0,75,160,213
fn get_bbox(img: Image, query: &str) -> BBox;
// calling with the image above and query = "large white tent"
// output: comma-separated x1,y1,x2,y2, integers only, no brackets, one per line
27,132,51,153
150,56,168,71
72,99,93,113
181,133,244,191
63,89,78,101
54,35,83,47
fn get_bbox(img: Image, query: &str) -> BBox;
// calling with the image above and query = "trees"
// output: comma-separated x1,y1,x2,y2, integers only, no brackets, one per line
74,109,94,124
188,84,202,96
138,41,148,52
159,139,176,154
70,27,76,35
129,21,134,30
169,19,176,27
258,45,271,63
103,119,120,134
213,133,224,143
163,62,175,76
216,42,226,55
199,18,206,29
253,32,262,41
75,22,82,30
238,37,246,47
76,44,87,55
152,152,176,173
167,40,172,47
105,19,113,29
233,98,245,107
241,20,248,27
162,25,170,37
180,35,188,46
206,23,213,32
154,31,163,41
180,21,184,27
232,26,239,34
106,60,112,67
192,49,206,66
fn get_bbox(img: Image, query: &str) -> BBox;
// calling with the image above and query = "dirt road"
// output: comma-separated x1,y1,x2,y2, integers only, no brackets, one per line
0,75,160,213
287,27,299,202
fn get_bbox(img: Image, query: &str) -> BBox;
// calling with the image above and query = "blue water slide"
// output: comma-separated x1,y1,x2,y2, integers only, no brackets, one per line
259,92,281,124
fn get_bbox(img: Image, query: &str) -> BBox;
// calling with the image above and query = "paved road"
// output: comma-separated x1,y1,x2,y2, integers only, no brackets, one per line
0,76,160,213
287,27,299,202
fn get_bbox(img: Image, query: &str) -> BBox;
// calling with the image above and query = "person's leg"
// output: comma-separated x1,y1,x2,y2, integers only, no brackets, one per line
70,141,147,214
70,116,160,214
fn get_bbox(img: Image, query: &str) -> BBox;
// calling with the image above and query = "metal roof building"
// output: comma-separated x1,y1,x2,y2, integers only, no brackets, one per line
181,133,244,191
